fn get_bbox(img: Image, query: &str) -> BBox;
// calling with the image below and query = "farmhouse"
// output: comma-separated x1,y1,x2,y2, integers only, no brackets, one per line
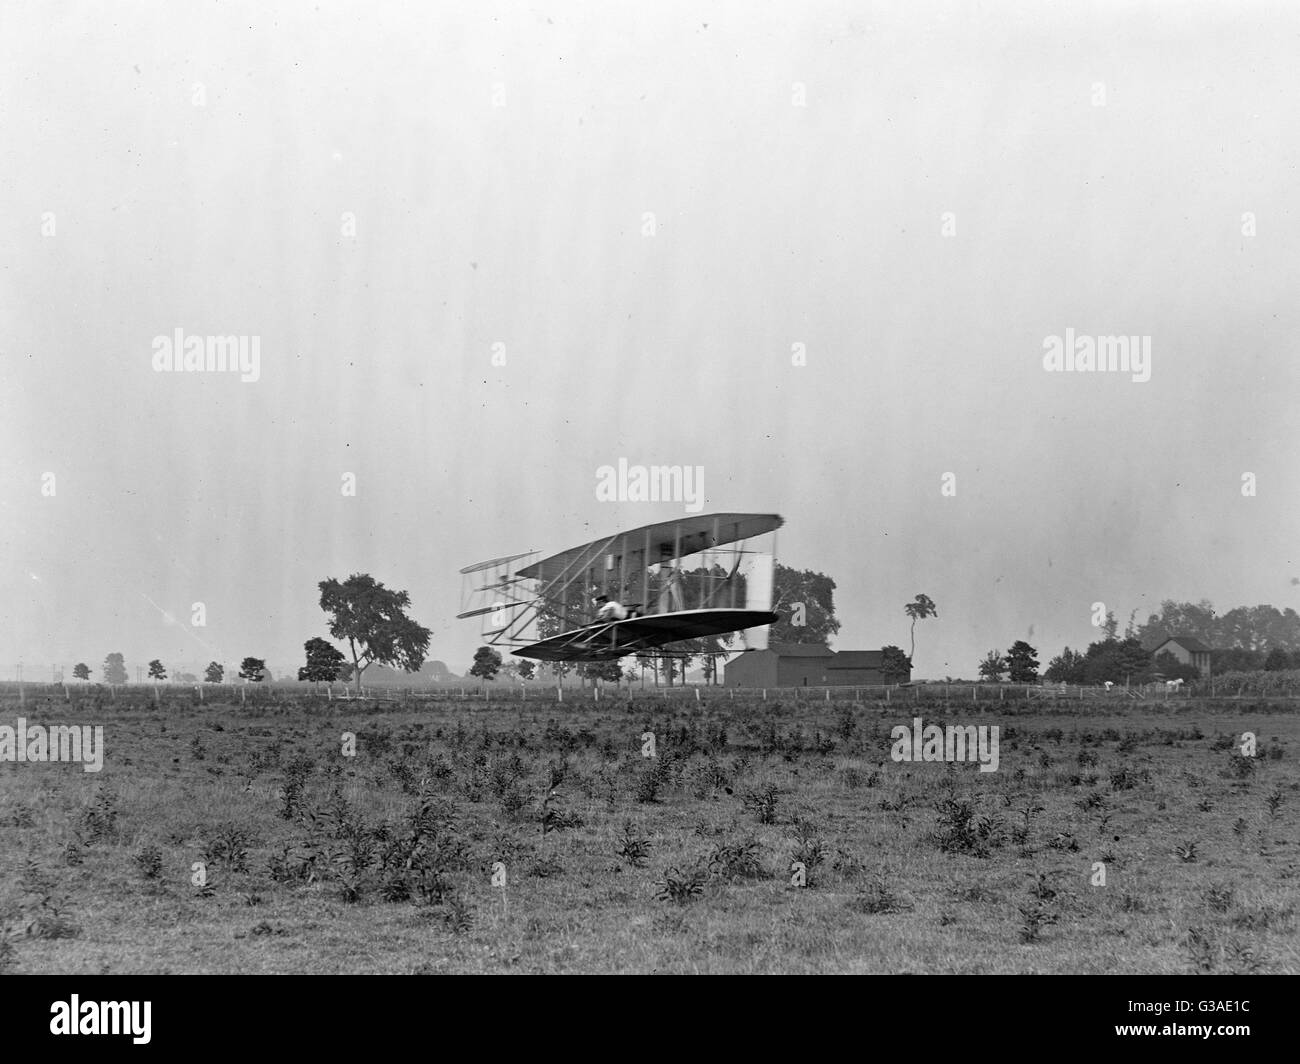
1149,635,1213,677
724,644,908,687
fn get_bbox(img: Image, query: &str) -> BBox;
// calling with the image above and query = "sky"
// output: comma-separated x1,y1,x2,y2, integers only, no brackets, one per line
2,0,1298,682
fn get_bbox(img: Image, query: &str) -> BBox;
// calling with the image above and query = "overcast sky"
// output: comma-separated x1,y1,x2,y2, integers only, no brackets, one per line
2,1,1297,681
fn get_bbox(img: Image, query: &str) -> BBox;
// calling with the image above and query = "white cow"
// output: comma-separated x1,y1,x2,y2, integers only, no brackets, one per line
1103,680,1115,691
1165,678,1184,691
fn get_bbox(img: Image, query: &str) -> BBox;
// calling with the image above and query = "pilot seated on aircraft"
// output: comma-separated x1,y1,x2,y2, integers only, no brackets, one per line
593,595,628,622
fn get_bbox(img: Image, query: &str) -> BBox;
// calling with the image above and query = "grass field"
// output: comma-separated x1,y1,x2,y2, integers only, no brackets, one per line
1,687,1296,974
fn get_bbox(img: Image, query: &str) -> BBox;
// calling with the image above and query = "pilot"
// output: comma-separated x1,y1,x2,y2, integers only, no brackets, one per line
594,594,628,622
593,594,628,649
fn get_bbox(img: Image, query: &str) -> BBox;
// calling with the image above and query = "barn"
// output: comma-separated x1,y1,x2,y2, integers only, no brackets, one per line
1149,635,1213,677
724,644,907,687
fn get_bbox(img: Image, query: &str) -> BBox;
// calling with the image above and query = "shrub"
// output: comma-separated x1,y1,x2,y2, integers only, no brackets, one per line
133,845,164,880
614,819,651,868
741,783,781,825
655,865,707,905
203,823,256,873
930,796,1004,857
707,838,763,881
849,873,911,915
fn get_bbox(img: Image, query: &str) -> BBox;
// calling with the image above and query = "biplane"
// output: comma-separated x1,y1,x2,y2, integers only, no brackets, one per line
458,513,783,662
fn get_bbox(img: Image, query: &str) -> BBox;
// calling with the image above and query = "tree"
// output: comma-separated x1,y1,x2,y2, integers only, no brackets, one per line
147,659,167,682
298,636,347,684
978,650,1007,682
239,657,267,683
579,661,624,687
1136,599,1218,648
659,652,694,687
904,594,938,661
470,646,502,681
516,660,535,681
1044,647,1086,684
318,573,433,695
880,645,911,683
72,663,90,681
1100,611,1119,642
1264,646,1292,672
769,565,842,645
534,597,587,688
1134,599,1300,655
1072,636,1152,686
1211,647,1261,674
1114,637,1153,683
103,653,128,685
1005,640,1040,682
1082,641,1118,686
693,636,729,685
634,652,657,686
204,661,224,684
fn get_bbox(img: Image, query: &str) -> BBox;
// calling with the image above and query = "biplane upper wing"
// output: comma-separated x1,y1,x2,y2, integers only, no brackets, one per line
459,552,536,575
515,513,783,586
512,608,779,661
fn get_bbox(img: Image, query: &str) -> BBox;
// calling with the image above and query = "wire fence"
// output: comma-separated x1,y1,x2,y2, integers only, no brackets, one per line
1,678,1293,708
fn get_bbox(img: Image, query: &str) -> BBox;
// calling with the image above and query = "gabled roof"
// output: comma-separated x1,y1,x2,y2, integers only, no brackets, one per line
1153,635,1213,654
767,643,835,657
828,651,884,669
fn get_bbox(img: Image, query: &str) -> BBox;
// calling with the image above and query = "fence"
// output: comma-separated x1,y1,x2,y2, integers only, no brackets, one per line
0,678,1292,709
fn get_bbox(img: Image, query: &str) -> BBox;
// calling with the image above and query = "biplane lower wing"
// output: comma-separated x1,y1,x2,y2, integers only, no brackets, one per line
512,608,779,662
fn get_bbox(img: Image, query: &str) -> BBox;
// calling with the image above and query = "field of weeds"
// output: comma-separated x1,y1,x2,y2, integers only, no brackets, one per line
1,689,1296,974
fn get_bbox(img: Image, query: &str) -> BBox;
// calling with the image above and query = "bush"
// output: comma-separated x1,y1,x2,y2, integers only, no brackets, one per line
133,845,163,880
655,865,707,904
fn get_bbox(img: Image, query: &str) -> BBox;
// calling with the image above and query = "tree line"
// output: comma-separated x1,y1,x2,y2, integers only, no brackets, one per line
1023,600,1300,686
72,574,433,696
